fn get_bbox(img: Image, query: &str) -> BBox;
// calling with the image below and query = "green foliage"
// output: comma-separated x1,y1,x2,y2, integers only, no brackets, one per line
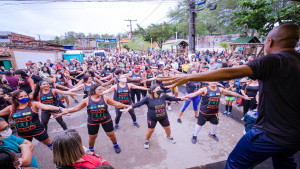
218,42,230,50
126,36,149,51
135,22,176,48
234,0,300,36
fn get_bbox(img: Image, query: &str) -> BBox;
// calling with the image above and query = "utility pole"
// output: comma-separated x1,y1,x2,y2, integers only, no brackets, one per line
189,0,196,55
175,32,178,42
119,34,122,54
125,19,137,39
151,38,153,51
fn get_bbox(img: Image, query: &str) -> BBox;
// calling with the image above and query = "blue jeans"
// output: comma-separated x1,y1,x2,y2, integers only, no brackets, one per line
226,129,297,169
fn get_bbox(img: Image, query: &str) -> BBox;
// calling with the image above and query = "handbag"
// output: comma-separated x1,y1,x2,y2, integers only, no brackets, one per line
236,97,243,105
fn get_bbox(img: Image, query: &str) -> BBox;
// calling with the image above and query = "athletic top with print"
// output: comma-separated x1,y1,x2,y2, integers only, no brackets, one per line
246,51,300,150
200,86,221,115
39,89,60,114
186,81,202,94
116,83,132,105
130,71,142,86
132,94,181,120
87,96,111,125
146,72,153,88
11,105,45,137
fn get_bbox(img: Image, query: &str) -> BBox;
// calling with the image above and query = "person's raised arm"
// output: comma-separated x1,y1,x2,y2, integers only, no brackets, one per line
120,96,148,113
101,78,115,87
28,78,35,94
158,65,253,88
221,88,252,100
68,84,84,92
54,99,88,118
105,96,129,109
0,106,11,116
183,88,206,99
101,85,116,95
129,84,149,91
53,89,83,97
33,101,61,111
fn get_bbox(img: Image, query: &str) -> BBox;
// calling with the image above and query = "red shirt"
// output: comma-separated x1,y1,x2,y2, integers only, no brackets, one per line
70,154,110,169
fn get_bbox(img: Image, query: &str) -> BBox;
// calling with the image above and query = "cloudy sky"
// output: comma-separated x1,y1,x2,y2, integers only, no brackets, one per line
0,0,179,40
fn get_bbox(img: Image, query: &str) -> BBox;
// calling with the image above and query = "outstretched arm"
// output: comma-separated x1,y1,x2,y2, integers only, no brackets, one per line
129,84,149,91
221,88,252,100
158,65,253,88
105,96,129,108
101,85,116,95
183,88,206,99
0,106,11,116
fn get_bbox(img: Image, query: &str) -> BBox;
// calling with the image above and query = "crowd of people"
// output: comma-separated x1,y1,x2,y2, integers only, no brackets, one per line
0,23,299,169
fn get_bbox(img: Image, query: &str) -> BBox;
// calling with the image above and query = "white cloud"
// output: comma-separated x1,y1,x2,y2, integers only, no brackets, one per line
0,1,178,40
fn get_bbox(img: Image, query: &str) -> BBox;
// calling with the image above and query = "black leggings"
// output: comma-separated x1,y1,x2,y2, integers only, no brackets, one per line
131,89,141,103
41,111,68,131
243,98,257,115
115,107,136,124
141,90,147,97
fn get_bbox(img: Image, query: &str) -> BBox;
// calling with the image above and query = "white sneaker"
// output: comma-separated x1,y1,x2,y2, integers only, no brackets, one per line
167,137,176,144
144,141,150,149
168,106,172,111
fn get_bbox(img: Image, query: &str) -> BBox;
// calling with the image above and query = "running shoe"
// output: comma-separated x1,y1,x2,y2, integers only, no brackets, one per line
133,123,140,128
222,111,228,115
191,135,197,144
208,133,219,142
144,141,150,149
113,145,121,153
74,99,79,103
177,118,182,124
166,137,176,144
226,112,232,117
168,106,172,111
241,117,244,121
114,125,119,131
194,116,198,119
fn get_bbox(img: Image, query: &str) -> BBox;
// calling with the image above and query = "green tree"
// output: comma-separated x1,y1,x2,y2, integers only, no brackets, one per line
127,36,149,51
234,0,300,36
142,22,176,48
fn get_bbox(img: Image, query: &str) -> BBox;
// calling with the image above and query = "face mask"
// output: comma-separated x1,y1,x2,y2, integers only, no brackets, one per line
18,97,29,103
57,74,61,78
0,128,12,141
156,89,163,96
3,80,7,84
134,69,139,73
120,78,127,83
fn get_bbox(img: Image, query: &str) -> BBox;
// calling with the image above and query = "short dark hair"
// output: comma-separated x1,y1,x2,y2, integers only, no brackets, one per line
4,71,12,76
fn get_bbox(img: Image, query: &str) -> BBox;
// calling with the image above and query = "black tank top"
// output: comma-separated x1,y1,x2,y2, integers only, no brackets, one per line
56,77,67,90
146,72,153,88
116,83,132,105
200,86,221,115
11,105,45,137
130,71,142,86
186,81,202,94
18,78,32,94
83,83,92,98
87,96,111,124
39,89,60,114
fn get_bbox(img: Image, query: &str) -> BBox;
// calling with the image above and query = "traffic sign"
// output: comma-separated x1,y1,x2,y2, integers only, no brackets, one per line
96,39,117,43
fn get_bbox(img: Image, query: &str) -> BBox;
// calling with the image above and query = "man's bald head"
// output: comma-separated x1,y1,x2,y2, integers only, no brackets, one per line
264,23,300,55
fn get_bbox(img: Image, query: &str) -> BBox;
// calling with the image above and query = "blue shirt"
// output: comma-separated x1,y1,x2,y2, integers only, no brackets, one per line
0,135,40,169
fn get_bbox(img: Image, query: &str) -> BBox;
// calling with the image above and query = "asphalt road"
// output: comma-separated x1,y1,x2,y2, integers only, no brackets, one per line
31,86,300,169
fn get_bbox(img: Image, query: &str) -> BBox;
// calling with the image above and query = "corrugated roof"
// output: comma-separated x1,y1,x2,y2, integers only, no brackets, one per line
171,40,189,46
233,36,260,43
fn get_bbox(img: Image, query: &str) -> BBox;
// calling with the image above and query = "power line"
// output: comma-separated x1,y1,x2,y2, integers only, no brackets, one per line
124,19,137,39
139,0,165,25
